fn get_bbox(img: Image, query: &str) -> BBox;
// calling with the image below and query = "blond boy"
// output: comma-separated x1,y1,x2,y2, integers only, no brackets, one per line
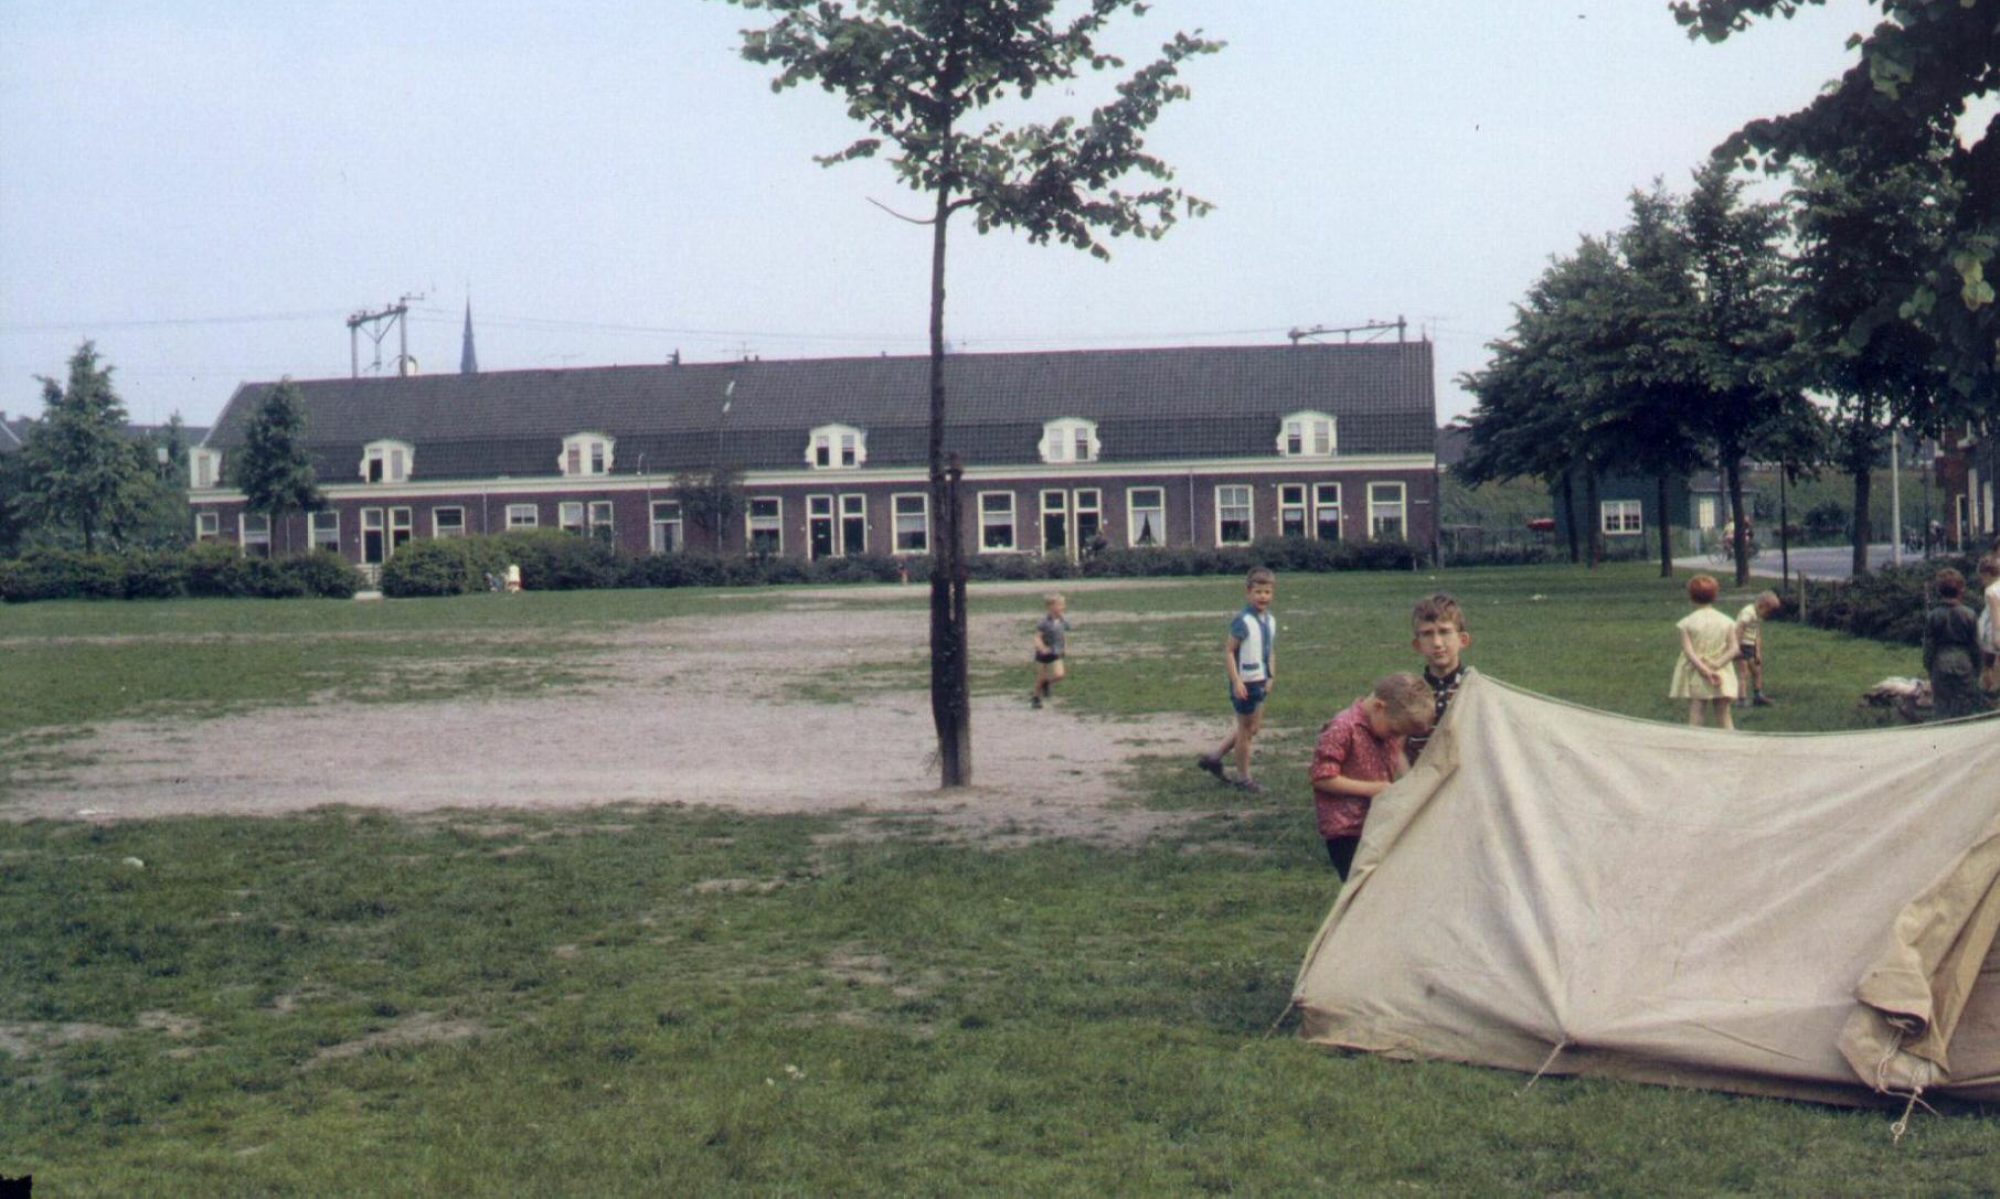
1030,592,1071,709
1734,590,1782,707
1197,567,1277,793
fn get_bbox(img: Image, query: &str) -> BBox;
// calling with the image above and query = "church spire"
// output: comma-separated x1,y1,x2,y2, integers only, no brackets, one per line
460,300,479,375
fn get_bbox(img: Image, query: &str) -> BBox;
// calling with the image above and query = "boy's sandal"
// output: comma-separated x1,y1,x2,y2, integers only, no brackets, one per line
1195,755,1225,779
1234,778,1267,795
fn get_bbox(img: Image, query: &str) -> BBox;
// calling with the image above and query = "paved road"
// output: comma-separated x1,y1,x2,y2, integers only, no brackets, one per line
1673,543,1900,582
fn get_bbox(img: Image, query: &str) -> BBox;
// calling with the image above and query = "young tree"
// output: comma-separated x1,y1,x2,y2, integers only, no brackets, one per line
14,341,144,553
232,379,323,557
672,465,745,550
726,0,1220,786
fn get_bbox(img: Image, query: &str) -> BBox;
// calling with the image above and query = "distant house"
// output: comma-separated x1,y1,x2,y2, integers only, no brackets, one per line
1939,425,1999,553
1550,472,1706,549
189,342,1441,569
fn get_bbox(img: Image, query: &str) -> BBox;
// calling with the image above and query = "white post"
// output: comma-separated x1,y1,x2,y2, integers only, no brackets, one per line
1890,424,1904,568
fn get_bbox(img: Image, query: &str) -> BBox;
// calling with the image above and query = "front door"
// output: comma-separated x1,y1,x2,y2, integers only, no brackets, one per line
1041,489,1101,559
808,495,836,560
840,494,867,556
361,508,386,566
1041,490,1068,557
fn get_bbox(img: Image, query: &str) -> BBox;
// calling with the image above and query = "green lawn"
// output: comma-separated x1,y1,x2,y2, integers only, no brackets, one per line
1,565,1987,1196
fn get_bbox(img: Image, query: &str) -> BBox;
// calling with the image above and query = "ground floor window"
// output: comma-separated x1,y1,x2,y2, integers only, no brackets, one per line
361,508,386,565
240,512,271,558
390,507,413,553
980,491,1017,551
196,511,220,542
432,507,465,539
1601,499,1643,536
651,500,683,552
1215,485,1253,546
748,497,783,555
507,504,538,529
1368,482,1407,541
588,500,614,541
1127,487,1165,547
310,509,340,552
560,502,585,534
1279,484,1309,538
893,493,929,554
1314,483,1342,541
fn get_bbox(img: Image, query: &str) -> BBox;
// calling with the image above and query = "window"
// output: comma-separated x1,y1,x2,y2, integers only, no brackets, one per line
506,504,538,529
559,433,614,477
807,424,867,469
361,508,386,565
389,507,413,552
1127,487,1166,548
310,509,340,552
361,440,414,484
893,493,929,553
980,492,1017,551
1277,411,1336,458
1039,418,1100,464
1279,484,1309,539
240,513,271,559
1601,499,1643,536
588,501,614,542
432,507,465,539
748,497,783,554
840,494,866,555
1074,488,1101,549
1368,482,1407,540
651,500,683,553
560,502,586,534
191,449,220,490
1314,483,1343,542
196,511,220,542
1040,490,1068,555
1215,485,1254,546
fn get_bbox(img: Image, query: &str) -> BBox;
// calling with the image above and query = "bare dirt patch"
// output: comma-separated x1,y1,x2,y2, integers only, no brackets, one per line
305,1013,485,1068
5,590,1220,844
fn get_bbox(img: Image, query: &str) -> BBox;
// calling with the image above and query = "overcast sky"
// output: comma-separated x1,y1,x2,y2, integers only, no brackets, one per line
0,1,1883,431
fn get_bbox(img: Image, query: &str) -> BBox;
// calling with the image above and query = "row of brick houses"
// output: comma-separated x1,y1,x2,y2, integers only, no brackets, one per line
188,341,1441,568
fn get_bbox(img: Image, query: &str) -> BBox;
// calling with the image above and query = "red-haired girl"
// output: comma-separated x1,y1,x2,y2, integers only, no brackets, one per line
1670,574,1740,729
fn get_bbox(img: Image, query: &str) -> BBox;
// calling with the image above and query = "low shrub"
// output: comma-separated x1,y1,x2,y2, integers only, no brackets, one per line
0,549,124,602
121,552,190,599
381,540,481,597
184,544,256,598
498,530,622,591
282,550,366,599
1786,554,1977,646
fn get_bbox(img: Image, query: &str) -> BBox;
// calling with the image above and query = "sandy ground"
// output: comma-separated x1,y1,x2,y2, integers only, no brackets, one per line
6,583,1230,843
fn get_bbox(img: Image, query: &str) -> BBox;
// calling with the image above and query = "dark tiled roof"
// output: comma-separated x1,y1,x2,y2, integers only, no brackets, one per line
206,343,1436,481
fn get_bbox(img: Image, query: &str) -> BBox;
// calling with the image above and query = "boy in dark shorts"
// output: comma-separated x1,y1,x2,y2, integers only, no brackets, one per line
1197,567,1277,793
1030,592,1070,709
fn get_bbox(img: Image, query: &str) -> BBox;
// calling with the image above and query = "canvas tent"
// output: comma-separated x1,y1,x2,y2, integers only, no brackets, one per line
1293,671,2000,1106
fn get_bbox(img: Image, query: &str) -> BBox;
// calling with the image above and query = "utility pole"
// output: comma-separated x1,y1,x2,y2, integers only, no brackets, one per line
347,292,426,377
1288,316,1407,346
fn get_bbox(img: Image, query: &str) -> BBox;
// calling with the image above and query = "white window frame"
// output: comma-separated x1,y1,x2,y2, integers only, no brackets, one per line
1313,482,1343,542
1126,486,1166,548
588,500,614,540
239,512,271,556
1039,417,1101,464
1276,411,1337,458
310,509,340,552
559,501,586,534
191,448,221,490
431,507,466,539
196,511,220,541
1278,483,1309,539
1073,487,1101,550
1368,481,1408,541
839,493,867,555
559,432,615,477
360,439,414,484
979,491,1018,553
506,504,538,529
1215,484,1254,547
806,423,867,470
651,500,683,553
1601,499,1644,536
389,507,413,554
892,492,929,554
747,496,784,555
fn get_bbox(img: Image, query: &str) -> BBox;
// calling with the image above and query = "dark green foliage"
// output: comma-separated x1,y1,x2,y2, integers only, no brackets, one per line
380,540,501,598
0,545,364,603
13,342,146,554
497,530,623,591
118,552,189,600
281,550,364,600
230,380,322,554
1788,554,1978,646
0,549,123,602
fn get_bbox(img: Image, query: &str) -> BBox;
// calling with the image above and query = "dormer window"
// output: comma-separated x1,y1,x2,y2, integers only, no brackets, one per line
1277,411,1336,458
560,432,614,477
190,448,222,490
361,439,414,483
807,423,866,470
1040,418,1100,464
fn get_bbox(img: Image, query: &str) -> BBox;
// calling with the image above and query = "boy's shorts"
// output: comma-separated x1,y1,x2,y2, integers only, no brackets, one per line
1230,681,1268,716
1739,641,1760,664
1034,651,1061,664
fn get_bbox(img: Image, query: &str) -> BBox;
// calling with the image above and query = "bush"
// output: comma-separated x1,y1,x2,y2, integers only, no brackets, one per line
282,550,365,599
1787,554,1976,646
121,552,189,599
382,540,482,598
497,530,622,591
184,544,256,598
0,549,124,602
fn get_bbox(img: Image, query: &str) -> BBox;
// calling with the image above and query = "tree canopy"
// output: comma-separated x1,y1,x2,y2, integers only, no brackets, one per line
13,341,146,554
232,379,323,554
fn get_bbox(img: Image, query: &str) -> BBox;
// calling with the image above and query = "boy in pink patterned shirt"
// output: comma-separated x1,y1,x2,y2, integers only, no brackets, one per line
1309,673,1434,880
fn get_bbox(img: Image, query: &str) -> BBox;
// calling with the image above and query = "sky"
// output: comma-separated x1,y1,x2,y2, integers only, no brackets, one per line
0,0,1887,432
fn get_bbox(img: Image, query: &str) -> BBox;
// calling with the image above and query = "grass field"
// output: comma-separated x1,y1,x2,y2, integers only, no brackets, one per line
3,564,1992,1195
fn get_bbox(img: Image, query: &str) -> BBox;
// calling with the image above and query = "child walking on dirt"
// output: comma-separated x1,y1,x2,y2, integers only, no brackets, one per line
1671,574,1740,729
1197,567,1277,793
1734,590,1782,707
1030,592,1071,709
1406,592,1472,765
1310,672,1434,880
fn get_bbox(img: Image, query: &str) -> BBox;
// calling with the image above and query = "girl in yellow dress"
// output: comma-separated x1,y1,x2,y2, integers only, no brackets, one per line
1671,574,1741,729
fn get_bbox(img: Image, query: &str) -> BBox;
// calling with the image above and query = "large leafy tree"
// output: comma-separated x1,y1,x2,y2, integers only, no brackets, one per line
1674,0,1998,404
14,341,145,554
232,379,323,556
726,0,1220,786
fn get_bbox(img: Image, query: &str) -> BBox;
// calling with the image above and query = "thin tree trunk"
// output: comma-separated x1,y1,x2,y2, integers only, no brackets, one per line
1657,473,1674,579
1584,468,1602,569
1724,455,1748,587
1851,463,1873,578
928,168,971,788
1560,471,1579,565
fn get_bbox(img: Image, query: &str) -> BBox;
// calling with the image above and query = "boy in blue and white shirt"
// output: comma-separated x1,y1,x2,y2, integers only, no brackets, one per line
1197,567,1277,793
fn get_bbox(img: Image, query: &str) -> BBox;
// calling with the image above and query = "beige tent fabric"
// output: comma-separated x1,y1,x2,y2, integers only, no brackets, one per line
1293,671,2000,1105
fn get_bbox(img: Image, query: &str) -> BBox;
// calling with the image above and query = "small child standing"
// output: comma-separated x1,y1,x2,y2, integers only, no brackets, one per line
1733,590,1783,707
1309,673,1434,880
1029,592,1071,709
1197,567,1277,794
1925,568,1991,720
1406,592,1472,765
1978,552,2000,695
1671,574,1740,729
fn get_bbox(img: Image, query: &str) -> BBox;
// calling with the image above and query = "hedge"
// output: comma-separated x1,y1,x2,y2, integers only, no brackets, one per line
0,546,364,603
1784,554,1979,646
